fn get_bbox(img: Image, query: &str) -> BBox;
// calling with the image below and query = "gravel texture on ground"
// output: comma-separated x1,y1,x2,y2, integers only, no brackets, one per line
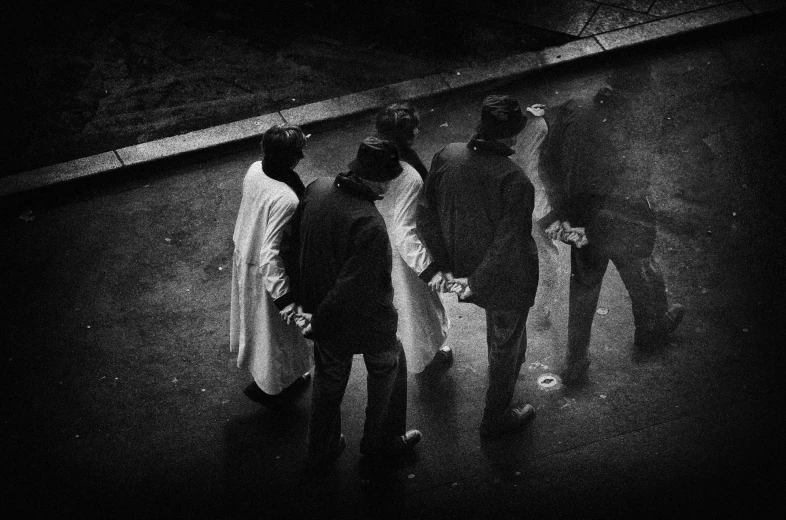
5,0,571,176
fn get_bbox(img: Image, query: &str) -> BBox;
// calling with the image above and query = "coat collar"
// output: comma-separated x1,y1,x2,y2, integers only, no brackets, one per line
397,145,429,180
334,172,382,201
467,134,515,156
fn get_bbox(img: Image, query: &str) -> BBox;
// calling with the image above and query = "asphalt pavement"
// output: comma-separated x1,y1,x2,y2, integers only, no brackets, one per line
2,11,785,520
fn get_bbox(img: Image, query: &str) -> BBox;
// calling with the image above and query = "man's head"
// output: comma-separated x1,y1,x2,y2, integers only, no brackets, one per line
349,137,403,195
476,95,526,143
261,125,307,172
376,102,421,148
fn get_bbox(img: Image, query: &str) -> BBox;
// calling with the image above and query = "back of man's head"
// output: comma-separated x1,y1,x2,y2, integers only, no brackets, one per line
376,102,420,146
261,125,306,171
476,95,526,140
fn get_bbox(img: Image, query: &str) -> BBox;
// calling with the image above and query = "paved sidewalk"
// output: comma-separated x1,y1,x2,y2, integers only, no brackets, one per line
3,0,783,197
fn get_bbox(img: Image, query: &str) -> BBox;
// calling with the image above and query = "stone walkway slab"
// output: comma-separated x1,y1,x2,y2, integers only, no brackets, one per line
594,2,751,49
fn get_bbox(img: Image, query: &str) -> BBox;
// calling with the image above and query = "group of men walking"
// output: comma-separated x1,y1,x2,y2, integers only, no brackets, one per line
229,63,685,470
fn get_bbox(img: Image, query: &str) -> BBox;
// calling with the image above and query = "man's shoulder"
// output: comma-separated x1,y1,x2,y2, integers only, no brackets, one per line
435,142,468,159
444,141,468,152
303,176,334,198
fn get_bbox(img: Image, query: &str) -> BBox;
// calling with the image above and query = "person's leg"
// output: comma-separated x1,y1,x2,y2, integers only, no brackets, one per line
567,244,609,363
308,341,352,463
482,307,529,422
359,340,406,455
614,254,671,350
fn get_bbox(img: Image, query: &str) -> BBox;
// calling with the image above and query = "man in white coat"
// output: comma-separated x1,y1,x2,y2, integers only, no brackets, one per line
229,125,313,408
374,102,452,375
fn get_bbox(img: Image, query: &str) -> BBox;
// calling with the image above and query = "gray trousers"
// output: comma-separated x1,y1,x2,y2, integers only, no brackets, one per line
307,338,407,461
482,308,530,422
568,243,669,361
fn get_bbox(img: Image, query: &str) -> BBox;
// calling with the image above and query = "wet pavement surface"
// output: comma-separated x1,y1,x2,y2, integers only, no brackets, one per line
2,14,785,520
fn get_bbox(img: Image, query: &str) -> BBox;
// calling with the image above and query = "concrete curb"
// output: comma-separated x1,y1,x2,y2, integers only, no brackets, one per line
1,1,778,197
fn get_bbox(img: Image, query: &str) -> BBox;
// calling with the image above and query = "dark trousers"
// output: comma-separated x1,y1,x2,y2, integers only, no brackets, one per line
482,308,530,422
307,338,407,461
567,243,668,361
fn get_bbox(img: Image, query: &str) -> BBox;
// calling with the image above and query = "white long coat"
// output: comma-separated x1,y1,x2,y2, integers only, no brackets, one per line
229,161,312,394
376,161,450,373
516,115,551,220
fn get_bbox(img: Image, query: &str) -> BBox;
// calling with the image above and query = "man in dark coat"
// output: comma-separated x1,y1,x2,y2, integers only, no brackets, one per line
539,61,685,385
289,137,422,467
419,95,539,437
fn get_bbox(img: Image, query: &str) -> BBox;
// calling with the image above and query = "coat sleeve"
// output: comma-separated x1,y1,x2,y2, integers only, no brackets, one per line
259,198,297,310
416,149,452,273
390,171,441,283
468,172,535,307
310,217,390,338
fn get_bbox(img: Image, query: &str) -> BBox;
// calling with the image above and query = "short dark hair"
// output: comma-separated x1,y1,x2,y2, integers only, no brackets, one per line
375,102,420,145
261,125,306,171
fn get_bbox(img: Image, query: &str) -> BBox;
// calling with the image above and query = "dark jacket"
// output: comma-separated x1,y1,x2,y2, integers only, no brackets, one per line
539,88,657,258
288,173,398,354
419,136,539,310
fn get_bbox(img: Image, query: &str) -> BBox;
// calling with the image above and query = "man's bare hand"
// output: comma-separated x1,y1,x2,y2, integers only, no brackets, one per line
544,220,562,240
447,277,473,300
279,302,297,324
294,310,313,337
428,271,448,293
560,222,588,248
526,104,546,117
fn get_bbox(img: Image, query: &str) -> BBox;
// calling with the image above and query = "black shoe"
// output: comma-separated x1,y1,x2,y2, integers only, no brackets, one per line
558,358,590,386
282,372,312,397
243,381,282,408
480,405,536,438
386,429,422,456
664,304,685,334
364,430,422,459
429,346,454,372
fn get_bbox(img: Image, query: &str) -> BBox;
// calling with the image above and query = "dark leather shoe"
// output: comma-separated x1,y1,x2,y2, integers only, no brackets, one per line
480,405,535,438
282,372,311,396
243,381,282,408
430,346,454,371
370,429,422,458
